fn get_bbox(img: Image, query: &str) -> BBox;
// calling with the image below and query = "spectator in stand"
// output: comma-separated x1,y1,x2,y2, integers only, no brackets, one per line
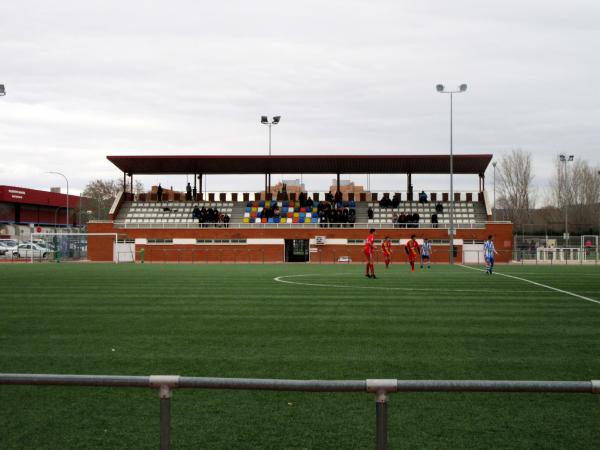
398,212,406,227
299,191,306,208
348,209,356,227
192,205,201,220
192,186,197,200
157,184,163,202
419,191,428,203
392,193,401,208
435,202,443,213
431,213,438,228
368,207,374,220
306,196,314,208
325,191,334,203
392,213,398,228
223,214,230,228
186,182,192,201
198,207,207,226
413,212,420,227
335,190,343,203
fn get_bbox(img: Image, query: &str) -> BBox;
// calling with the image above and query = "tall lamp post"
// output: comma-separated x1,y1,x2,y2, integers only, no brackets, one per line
559,154,574,242
436,83,468,264
0,84,6,96
47,172,70,228
261,115,281,192
492,161,497,220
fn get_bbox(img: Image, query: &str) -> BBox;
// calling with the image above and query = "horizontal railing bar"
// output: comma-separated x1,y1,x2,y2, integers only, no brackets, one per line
178,377,366,391
0,374,597,394
395,380,593,393
0,374,151,387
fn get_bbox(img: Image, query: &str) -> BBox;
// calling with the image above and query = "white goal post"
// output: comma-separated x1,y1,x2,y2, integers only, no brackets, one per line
29,232,121,263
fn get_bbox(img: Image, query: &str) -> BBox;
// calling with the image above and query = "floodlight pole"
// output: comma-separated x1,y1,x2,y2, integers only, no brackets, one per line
47,171,70,228
0,84,6,97
437,84,467,264
492,161,497,220
261,116,281,194
559,154,574,241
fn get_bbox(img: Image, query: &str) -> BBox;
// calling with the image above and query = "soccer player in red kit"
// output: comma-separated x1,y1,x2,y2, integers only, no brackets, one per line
382,236,392,268
404,234,420,272
364,228,376,278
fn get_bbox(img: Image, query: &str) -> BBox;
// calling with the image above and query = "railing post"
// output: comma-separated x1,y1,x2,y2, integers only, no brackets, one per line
367,379,397,450
150,375,180,450
159,385,172,450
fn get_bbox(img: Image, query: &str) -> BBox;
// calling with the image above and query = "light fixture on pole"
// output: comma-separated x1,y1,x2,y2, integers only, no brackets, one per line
0,84,6,96
436,83,468,264
559,154,574,241
47,171,70,228
492,161,497,221
261,115,281,193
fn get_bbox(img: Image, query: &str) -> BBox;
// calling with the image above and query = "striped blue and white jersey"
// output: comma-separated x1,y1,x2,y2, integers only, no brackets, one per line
422,242,432,256
483,240,496,259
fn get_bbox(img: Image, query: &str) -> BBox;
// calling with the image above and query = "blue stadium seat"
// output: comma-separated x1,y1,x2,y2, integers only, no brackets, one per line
268,218,274,223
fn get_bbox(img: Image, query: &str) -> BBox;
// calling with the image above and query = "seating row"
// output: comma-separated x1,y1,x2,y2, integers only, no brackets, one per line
243,217,320,224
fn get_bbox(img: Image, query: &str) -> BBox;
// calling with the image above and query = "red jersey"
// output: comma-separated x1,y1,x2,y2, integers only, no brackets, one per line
364,234,375,254
405,239,420,259
382,240,392,255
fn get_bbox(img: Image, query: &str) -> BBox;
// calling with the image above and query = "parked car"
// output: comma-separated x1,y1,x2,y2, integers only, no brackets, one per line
12,243,53,259
0,241,18,257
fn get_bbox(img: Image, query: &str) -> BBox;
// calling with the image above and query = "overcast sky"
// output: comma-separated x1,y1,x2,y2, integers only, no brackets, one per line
1,0,599,199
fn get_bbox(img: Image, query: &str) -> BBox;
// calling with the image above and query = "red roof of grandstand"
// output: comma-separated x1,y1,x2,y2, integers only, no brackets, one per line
107,154,493,175
0,185,81,208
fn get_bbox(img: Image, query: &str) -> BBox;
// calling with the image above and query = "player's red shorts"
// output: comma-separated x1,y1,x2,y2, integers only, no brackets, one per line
364,249,373,259
383,251,390,258
407,254,417,262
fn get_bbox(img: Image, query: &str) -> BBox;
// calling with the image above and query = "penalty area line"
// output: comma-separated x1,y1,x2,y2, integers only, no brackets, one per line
273,273,548,294
458,264,600,306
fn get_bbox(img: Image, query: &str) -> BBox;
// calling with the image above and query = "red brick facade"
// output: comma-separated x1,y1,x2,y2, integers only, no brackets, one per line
88,222,513,263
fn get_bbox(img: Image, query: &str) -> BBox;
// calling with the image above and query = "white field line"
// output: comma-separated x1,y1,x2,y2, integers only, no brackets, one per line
273,273,548,294
458,264,600,305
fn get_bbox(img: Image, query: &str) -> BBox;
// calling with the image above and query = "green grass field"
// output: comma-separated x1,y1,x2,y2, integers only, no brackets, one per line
1,262,599,449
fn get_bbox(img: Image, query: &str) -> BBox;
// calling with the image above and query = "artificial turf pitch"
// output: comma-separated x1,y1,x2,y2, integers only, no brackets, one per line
0,263,599,449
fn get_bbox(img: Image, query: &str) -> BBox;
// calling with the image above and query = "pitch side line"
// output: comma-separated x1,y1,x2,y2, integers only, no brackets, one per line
273,274,547,294
458,264,600,305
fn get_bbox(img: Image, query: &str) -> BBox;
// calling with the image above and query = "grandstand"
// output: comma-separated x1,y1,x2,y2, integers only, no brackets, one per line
88,154,512,263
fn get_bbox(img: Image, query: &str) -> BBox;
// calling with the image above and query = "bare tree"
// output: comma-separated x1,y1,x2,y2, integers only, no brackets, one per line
82,179,121,220
496,149,535,230
549,157,600,233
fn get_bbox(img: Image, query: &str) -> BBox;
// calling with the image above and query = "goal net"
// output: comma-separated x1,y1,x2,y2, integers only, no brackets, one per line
29,232,122,263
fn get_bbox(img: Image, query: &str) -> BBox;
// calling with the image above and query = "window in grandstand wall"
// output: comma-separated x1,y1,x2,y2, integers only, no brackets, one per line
147,238,174,244
195,239,247,245
348,239,366,245
117,239,135,243
463,240,484,245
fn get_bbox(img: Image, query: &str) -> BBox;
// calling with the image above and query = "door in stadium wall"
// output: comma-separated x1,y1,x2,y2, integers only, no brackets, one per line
285,239,309,262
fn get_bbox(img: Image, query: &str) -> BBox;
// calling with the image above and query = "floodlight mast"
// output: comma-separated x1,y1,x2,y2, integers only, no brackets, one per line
0,84,6,96
492,161,497,220
559,154,575,240
261,115,282,192
436,83,468,264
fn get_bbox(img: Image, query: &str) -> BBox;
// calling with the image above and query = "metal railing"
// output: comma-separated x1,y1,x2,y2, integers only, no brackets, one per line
0,373,598,450
113,221,496,230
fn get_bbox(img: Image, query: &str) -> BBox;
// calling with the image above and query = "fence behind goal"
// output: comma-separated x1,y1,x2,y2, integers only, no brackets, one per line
30,233,120,263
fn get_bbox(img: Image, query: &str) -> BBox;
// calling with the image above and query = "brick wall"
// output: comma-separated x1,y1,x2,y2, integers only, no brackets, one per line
88,222,513,263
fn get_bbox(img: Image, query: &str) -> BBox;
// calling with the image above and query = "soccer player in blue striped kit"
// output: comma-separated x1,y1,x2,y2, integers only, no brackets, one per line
420,237,432,269
484,235,498,274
